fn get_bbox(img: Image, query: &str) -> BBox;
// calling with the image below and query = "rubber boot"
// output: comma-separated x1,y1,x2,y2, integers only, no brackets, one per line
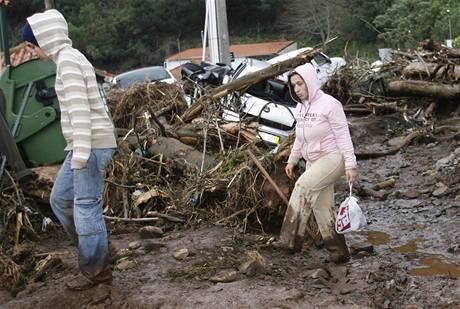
324,232,350,264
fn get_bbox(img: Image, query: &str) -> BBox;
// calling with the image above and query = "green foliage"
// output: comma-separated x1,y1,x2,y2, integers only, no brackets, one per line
374,0,460,49
346,0,394,41
4,0,456,71
455,36,460,46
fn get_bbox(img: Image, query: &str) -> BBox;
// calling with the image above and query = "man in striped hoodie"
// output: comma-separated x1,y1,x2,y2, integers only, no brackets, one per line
22,9,117,290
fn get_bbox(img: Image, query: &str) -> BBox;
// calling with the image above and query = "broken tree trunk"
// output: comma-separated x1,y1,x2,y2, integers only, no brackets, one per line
387,80,460,99
418,39,460,58
180,43,330,122
402,62,460,81
146,136,218,171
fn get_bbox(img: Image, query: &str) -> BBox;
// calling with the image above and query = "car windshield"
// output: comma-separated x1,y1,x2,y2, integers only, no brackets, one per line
313,54,329,66
117,67,171,89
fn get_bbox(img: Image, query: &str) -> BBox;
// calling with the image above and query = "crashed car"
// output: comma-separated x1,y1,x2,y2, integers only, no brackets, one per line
112,66,176,90
181,49,346,147
222,49,346,147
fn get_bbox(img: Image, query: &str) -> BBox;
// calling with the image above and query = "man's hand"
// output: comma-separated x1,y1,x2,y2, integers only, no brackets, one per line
346,168,358,183
285,163,295,179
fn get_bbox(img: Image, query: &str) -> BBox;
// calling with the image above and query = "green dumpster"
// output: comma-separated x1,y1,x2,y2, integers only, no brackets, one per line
0,58,66,165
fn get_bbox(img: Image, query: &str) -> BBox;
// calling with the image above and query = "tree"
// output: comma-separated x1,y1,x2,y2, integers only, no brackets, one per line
345,0,393,41
277,0,352,44
374,0,460,49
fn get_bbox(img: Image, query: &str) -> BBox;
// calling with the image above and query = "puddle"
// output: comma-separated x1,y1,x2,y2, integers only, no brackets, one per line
410,255,460,278
356,230,390,246
393,240,418,253
392,238,426,253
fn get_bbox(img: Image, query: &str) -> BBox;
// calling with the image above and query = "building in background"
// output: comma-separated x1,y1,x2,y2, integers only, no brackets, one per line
165,40,297,80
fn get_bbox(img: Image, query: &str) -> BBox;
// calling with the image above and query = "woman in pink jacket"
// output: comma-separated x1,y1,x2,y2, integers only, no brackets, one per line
278,63,358,263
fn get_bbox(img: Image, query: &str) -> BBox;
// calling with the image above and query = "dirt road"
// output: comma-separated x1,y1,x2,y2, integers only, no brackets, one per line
1,115,459,308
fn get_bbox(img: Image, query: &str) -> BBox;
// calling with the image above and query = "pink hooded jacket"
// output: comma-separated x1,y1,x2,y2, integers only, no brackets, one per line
287,63,357,170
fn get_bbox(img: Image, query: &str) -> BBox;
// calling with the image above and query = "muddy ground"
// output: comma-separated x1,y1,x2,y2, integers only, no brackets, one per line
1,114,459,309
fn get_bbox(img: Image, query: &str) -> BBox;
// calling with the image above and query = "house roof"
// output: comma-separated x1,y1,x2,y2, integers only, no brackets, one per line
166,40,295,61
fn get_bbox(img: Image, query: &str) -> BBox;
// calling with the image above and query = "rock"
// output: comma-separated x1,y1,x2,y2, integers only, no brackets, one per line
301,268,330,279
139,226,164,238
115,259,137,271
447,244,460,255
209,270,237,283
339,287,353,295
432,183,448,197
383,299,391,309
239,250,266,277
436,153,456,171
350,241,374,255
116,248,134,259
239,259,265,277
128,241,142,250
173,248,189,260
221,246,234,253
362,187,388,199
284,289,304,301
134,248,147,256
373,178,396,190
388,136,405,147
404,188,420,199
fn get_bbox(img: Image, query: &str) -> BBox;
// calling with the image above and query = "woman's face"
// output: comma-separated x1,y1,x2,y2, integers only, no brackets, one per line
290,74,309,101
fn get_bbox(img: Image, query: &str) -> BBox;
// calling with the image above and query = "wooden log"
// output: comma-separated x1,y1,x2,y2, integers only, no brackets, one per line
210,46,323,99
403,62,460,80
418,39,460,58
387,80,460,99
146,136,218,171
247,149,289,207
180,43,330,122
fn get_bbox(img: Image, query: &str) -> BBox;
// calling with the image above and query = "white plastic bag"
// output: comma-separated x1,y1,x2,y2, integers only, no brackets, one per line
336,183,367,234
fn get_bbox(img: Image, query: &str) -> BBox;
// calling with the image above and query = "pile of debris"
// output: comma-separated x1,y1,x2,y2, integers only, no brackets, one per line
2,40,460,293
325,39,460,113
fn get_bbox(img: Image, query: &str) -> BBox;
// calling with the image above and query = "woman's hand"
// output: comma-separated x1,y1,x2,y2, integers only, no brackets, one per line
285,163,295,179
346,168,358,183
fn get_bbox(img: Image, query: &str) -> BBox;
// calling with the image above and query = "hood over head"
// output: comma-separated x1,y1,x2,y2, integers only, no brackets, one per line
26,9,72,61
21,21,39,46
288,63,323,104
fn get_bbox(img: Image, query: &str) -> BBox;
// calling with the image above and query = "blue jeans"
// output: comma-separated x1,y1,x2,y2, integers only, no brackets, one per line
50,149,114,280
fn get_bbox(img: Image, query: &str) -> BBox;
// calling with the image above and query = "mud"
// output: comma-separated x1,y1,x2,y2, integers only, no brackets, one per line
1,114,459,308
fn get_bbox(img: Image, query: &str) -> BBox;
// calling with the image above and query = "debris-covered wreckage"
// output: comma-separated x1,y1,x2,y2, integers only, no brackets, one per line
1,40,460,299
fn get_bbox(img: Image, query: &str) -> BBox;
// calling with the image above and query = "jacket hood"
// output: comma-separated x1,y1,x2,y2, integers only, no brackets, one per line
288,63,323,104
27,9,72,61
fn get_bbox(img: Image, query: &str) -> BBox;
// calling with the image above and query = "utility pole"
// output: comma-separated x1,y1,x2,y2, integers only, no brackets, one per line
446,9,453,48
44,0,56,10
206,0,230,65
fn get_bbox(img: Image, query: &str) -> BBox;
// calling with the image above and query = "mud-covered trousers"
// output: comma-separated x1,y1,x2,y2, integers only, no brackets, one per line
50,149,114,281
279,153,348,255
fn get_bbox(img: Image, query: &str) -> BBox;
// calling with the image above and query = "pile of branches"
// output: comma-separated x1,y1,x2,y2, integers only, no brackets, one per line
108,83,188,132
102,46,326,230
325,39,460,111
103,90,289,232
0,172,57,294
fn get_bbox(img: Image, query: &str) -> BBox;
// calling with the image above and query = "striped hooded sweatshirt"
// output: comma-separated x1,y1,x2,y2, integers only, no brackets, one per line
287,63,357,170
27,10,117,169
